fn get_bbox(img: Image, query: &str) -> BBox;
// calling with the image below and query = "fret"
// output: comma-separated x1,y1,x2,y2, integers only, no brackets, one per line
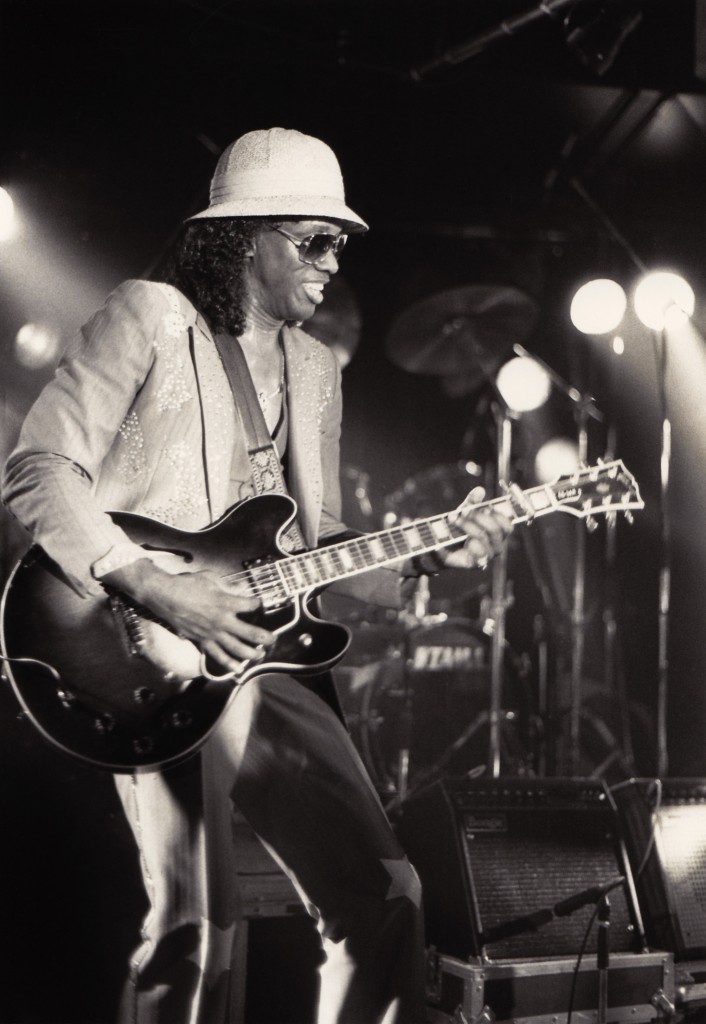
402,524,425,552
346,537,366,565
284,558,308,590
329,547,352,577
429,517,454,543
390,529,414,558
316,548,338,578
278,560,299,594
380,533,401,560
368,536,386,561
336,546,356,571
289,555,312,588
530,489,552,512
299,554,320,586
417,521,438,548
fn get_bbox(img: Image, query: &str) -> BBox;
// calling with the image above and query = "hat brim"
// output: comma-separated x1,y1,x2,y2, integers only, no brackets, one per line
187,196,368,233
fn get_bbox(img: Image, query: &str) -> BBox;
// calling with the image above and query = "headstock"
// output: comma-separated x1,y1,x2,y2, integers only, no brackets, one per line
544,460,644,528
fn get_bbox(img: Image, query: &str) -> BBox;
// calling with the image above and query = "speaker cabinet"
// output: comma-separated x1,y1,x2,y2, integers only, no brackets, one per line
612,778,706,960
395,776,643,961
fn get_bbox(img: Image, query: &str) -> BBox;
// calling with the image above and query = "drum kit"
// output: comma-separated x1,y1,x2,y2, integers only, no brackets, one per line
317,280,626,805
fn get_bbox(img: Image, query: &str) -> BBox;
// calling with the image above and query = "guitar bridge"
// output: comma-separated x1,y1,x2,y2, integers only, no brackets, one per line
242,555,275,569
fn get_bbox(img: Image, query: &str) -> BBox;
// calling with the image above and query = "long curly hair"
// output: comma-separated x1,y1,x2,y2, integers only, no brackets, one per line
157,218,263,336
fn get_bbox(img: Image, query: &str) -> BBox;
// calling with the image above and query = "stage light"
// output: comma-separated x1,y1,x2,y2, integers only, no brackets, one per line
570,279,627,335
496,355,551,412
0,186,17,241
633,271,695,331
535,438,581,483
14,322,61,369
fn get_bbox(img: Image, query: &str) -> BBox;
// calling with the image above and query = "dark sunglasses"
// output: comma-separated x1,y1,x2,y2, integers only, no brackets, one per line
272,225,348,265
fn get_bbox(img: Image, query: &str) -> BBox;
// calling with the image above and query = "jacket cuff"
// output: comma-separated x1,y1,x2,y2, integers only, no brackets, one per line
91,541,148,579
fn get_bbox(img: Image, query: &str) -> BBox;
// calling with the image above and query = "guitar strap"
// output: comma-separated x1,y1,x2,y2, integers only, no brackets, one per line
213,331,307,553
213,331,352,724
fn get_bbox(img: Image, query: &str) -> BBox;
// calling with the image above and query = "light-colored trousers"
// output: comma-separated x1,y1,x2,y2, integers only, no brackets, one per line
114,674,426,1024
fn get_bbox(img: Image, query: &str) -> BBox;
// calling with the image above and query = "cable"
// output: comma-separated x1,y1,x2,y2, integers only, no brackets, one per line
566,900,601,1024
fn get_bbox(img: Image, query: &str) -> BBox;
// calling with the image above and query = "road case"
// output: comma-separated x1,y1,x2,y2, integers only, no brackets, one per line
425,948,676,1024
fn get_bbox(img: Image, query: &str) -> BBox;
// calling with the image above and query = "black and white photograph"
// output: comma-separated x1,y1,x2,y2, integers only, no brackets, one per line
2,2,706,1022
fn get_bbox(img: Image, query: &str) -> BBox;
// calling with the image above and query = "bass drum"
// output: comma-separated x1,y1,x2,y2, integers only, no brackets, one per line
353,619,532,796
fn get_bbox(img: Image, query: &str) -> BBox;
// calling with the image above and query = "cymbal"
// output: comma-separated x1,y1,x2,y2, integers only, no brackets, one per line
384,285,538,383
384,460,487,523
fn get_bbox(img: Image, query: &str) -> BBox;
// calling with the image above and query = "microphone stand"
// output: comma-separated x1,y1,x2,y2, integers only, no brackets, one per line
410,0,579,79
597,895,611,1024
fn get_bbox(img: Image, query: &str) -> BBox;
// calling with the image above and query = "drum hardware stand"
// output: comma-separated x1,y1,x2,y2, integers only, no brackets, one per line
514,344,608,776
446,348,518,779
487,396,517,777
567,389,598,775
602,412,636,772
654,327,671,779
393,577,449,805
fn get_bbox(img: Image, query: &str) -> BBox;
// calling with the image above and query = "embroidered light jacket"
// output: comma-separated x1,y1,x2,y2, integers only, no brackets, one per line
2,280,398,605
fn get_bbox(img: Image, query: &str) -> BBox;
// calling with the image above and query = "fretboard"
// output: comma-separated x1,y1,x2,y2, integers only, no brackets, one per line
248,483,560,608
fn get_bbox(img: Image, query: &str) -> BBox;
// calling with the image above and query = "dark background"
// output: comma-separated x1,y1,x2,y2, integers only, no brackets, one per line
3,1,706,1020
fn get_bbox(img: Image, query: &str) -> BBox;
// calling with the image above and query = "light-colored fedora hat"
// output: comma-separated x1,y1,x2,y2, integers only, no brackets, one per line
188,127,368,233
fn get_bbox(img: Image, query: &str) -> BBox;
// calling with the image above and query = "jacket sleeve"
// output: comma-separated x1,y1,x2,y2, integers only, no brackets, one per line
1,280,162,596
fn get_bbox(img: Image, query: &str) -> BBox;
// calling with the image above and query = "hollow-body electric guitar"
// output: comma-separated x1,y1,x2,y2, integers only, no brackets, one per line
1,460,643,773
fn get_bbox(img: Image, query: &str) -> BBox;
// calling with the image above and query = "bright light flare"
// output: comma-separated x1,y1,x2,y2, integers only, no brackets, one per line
535,438,581,483
570,279,627,335
496,356,551,412
633,271,694,331
0,186,17,241
15,323,61,369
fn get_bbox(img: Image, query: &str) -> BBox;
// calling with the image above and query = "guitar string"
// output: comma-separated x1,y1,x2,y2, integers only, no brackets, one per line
215,509,473,592
214,490,634,601
200,469,631,599
213,477,632,596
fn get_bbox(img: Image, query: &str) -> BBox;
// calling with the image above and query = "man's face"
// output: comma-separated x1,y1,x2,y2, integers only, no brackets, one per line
245,219,343,323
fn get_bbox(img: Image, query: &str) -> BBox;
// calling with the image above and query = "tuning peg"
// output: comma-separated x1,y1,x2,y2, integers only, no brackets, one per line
624,510,634,525
585,515,599,533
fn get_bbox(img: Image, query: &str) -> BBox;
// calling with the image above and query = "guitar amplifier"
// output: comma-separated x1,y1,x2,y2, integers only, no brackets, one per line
395,776,645,961
612,778,706,960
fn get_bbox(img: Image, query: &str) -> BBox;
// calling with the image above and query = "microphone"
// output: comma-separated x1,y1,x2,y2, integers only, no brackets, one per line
479,908,553,945
553,877,624,918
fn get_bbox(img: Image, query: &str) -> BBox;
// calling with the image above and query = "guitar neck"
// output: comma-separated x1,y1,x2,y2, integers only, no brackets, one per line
259,485,555,603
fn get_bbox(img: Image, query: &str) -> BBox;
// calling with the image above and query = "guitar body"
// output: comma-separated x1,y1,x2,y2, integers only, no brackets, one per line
1,494,350,773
